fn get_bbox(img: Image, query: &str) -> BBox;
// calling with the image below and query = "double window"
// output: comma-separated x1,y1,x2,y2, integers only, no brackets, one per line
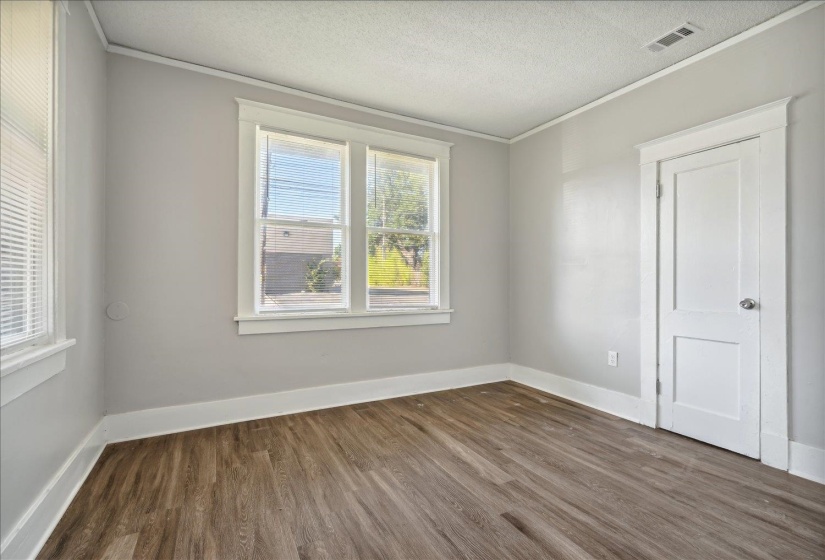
237,100,451,334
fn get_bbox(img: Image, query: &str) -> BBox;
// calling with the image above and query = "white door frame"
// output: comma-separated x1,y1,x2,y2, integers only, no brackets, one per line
636,98,791,470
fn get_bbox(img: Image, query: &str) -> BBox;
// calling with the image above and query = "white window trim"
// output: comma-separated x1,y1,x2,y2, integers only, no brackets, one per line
235,99,452,334
0,3,75,407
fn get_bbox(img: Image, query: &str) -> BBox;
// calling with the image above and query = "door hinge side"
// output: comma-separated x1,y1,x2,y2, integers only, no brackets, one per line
656,379,662,395
655,182,662,198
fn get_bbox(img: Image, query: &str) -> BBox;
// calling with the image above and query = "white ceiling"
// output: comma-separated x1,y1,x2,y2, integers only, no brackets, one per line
92,0,803,139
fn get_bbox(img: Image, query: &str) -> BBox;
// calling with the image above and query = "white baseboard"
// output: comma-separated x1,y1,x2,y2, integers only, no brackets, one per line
507,364,823,486
1,419,106,560
7,361,819,559
2,364,508,558
789,441,825,484
106,363,509,443
508,363,641,423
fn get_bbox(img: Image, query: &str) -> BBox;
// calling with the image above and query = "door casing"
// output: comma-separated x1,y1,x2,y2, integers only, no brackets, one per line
636,98,790,470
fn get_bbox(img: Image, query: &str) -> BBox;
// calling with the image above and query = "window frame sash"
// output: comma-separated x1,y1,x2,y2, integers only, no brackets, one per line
253,129,350,315
1,1,75,409
365,147,439,310
0,0,57,356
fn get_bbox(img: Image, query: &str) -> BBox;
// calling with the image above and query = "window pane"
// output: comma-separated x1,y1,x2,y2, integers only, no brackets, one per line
367,150,433,231
368,232,434,309
0,0,53,351
260,132,343,223
260,224,344,311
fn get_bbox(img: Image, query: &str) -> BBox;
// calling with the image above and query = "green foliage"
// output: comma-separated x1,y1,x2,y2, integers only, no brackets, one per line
369,251,411,287
368,168,429,271
331,245,342,282
367,169,428,231
305,258,332,293
369,248,430,288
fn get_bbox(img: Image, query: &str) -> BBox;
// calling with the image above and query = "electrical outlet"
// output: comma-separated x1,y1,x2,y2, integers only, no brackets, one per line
608,351,618,367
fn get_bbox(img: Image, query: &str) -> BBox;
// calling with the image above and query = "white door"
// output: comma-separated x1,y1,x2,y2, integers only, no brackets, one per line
658,138,760,458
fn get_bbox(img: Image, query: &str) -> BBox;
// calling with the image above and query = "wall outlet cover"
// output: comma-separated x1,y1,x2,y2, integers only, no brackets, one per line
608,351,618,367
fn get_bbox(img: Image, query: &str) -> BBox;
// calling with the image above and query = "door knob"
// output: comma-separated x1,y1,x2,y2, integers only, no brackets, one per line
739,298,757,310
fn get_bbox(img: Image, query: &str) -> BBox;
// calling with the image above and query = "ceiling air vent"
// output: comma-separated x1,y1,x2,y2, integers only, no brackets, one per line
644,23,701,53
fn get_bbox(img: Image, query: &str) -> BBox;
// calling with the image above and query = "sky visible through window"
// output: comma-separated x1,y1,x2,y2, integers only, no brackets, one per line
262,139,342,223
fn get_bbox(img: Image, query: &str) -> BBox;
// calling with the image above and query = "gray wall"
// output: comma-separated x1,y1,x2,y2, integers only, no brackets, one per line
103,54,510,414
0,2,107,545
509,6,824,449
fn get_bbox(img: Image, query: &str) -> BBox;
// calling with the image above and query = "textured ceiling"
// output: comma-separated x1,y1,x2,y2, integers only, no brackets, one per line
92,0,804,139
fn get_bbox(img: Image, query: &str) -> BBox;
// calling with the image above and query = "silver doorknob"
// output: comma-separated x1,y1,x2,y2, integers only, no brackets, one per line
739,298,757,310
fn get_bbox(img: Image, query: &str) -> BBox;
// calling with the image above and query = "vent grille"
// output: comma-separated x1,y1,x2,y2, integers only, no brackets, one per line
644,23,701,53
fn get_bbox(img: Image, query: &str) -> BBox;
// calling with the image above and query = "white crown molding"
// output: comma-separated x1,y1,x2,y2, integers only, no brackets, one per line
238,97,454,153
85,0,822,144
83,0,108,50
83,0,504,143
1,419,106,559
104,43,509,144
510,0,824,144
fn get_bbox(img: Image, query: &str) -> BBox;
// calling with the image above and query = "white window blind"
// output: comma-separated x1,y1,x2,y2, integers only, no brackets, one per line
0,0,54,352
367,149,438,309
257,130,347,312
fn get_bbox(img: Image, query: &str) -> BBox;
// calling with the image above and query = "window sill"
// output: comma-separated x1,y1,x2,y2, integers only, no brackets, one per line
235,309,453,334
0,339,76,407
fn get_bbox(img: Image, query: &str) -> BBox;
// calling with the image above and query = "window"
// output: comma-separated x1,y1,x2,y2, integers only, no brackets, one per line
1,0,54,353
257,131,347,312
367,150,438,309
236,99,452,334
0,1,73,404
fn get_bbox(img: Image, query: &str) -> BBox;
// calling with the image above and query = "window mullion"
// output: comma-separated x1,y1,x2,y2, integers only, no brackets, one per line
348,142,368,313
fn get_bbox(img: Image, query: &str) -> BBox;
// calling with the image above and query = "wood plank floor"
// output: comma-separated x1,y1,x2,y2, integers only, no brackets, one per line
40,382,824,559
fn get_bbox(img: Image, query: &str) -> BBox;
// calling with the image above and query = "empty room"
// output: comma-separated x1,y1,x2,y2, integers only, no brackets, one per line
1,0,824,558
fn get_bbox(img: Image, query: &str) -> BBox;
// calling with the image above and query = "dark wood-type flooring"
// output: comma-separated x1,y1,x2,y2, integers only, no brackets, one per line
39,381,825,559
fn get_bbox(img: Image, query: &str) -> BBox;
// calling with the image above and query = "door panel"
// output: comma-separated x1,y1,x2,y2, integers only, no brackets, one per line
658,139,760,458
674,161,740,312
674,336,739,419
